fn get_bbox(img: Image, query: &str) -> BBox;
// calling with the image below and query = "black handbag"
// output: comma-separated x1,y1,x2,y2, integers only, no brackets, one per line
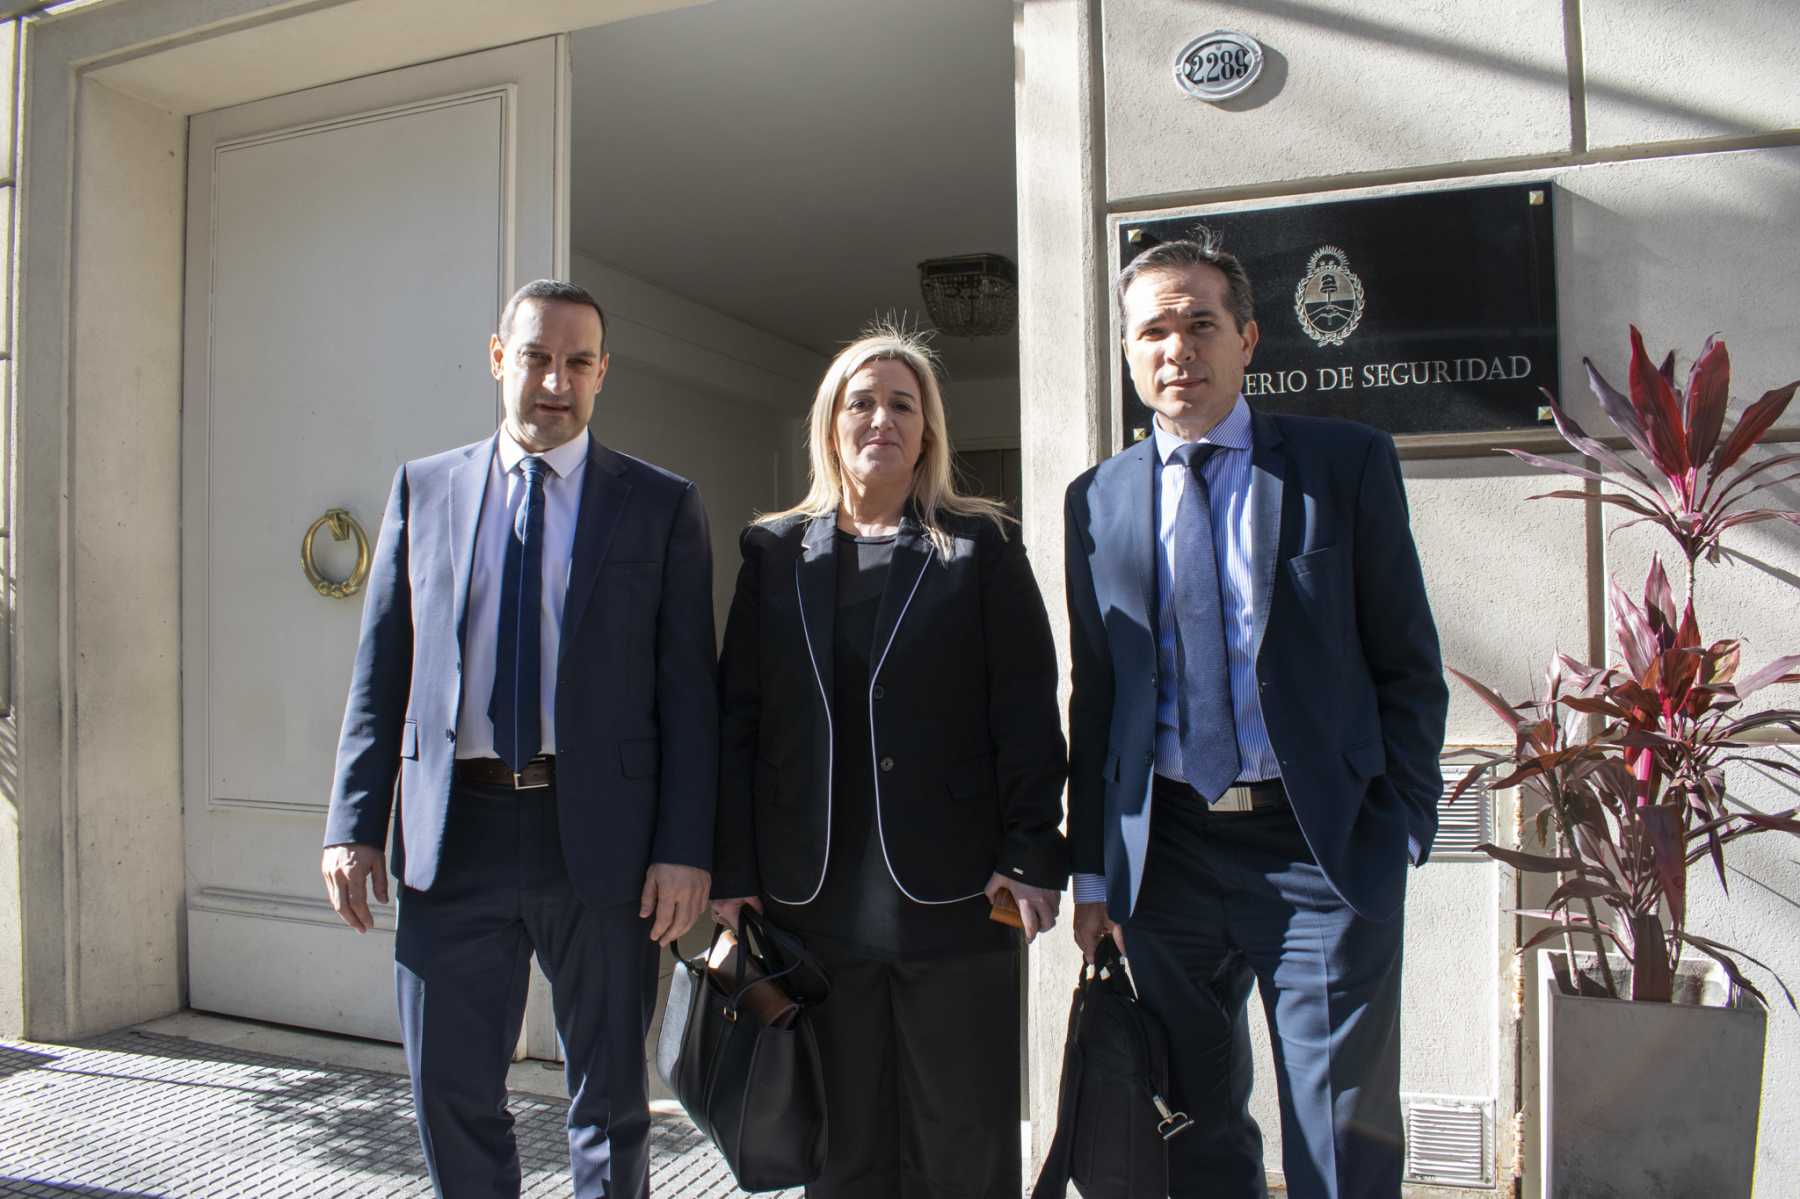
654,909,831,1193
1031,938,1193,1199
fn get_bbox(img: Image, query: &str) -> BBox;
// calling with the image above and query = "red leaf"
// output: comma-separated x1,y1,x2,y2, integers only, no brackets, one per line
1608,576,1656,679
1643,556,1677,640
1549,876,1629,906
1503,450,1616,488
1676,931,1791,1010
1639,805,1687,932
1710,451,1800,508
1685,336,1731,469
1538,388,1657,488
1628,326,1691,482
1730,655,1800,701
1477,843,1580,872
1586,357,1660,468
1716,510,1800,533
1447,666,1524,732
1712,381,1800,477
1675,598,1700,653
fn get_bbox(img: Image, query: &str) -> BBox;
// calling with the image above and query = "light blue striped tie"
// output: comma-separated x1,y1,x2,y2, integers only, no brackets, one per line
1169,442,1241,802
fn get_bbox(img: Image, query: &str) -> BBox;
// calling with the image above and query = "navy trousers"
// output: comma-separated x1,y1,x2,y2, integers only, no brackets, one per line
1122,785,1405,1199
395,779,659,1199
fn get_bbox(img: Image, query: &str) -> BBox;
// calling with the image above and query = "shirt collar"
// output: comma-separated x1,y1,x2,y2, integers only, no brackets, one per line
497,426,590,479
1153,395,1251,464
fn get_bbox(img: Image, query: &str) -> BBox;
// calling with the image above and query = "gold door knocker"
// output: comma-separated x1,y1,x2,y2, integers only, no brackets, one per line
301,508,371,599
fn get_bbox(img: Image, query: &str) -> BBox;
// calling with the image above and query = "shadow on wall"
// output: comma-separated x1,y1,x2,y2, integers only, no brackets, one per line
1204,0,1776,137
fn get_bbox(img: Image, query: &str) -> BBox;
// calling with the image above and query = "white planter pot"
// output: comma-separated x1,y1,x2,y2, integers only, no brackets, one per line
1539,949,1767,1198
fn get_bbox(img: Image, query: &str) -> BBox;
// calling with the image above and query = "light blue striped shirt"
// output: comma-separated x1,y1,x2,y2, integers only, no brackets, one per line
1074,396,1279,905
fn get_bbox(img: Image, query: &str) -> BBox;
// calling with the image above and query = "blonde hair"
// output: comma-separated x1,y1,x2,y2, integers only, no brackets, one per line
759,322,1011,557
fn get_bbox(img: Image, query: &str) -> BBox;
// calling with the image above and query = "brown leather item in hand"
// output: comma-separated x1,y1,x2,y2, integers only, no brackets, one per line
989,886,1025,929
706,929,800,1028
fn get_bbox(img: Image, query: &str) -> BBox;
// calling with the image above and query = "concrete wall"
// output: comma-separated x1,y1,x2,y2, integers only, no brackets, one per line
63,78,188,1036
1019,0,1800,1194
566,252,823,628
1,14,21,1039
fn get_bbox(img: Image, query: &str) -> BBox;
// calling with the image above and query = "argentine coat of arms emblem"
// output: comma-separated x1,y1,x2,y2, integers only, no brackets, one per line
1293,246,1365,347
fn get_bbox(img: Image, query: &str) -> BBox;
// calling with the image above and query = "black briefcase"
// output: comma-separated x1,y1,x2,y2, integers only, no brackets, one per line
654,909,831,1193
1031,938,1192,1199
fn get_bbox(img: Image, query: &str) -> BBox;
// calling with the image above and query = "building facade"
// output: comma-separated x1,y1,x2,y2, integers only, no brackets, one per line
3,1,1797,1194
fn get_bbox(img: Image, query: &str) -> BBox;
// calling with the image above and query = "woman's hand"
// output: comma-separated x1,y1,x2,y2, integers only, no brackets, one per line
986,874,1061,944
710,895,763,932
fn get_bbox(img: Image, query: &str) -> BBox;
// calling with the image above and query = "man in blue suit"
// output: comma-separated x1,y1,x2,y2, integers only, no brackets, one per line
1066,234,1447,1199
321,279,717,1199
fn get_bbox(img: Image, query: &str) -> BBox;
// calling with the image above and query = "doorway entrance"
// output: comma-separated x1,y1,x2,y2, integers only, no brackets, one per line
175,0,1022,1052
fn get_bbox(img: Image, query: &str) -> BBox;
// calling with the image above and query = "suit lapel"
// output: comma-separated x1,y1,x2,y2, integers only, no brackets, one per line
868,511,934,674
796,513,838,694
559,434,631,662
1248,409,1287,658
450,436,496,643
1103,437,1160,639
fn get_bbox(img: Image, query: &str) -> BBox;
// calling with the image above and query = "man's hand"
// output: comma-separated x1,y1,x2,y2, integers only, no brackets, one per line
986,873,1061,944
641,863,711,946
322,843,389,933
710,895,763,932
1072,900,1126,963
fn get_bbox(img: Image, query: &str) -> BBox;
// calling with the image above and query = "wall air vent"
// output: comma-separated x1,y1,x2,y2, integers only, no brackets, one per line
1403,1094,1494,1188
1433,754,1496,860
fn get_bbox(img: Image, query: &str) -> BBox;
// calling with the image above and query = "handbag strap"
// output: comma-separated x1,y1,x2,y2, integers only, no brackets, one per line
1029,966,1094,1199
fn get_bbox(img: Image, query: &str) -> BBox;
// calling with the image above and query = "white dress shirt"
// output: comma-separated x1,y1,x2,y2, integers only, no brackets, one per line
455,428,589,759
1074,396,1278,904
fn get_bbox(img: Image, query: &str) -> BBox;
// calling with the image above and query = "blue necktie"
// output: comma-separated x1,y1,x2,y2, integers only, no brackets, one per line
490,455,547,773
1169,442,1241,802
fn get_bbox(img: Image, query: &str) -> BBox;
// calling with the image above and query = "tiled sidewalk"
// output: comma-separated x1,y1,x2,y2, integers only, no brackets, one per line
0,1030,795,1198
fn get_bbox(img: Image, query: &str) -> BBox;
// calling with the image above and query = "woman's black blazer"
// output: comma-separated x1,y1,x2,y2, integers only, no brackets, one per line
712,509,1070,906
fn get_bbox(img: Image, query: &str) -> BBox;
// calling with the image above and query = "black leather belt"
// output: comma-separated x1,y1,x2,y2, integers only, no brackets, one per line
455,755,555,790
1153,773,1286,813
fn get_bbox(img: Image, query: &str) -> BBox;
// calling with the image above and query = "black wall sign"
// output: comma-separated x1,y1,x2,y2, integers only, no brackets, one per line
1117,182,1558,442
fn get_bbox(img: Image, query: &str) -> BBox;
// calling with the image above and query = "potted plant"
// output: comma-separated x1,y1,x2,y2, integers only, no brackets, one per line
1447,327,1800,1198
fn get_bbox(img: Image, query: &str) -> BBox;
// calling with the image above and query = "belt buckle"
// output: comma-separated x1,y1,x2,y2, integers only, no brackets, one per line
1213,784,1254,813
512,763,549,791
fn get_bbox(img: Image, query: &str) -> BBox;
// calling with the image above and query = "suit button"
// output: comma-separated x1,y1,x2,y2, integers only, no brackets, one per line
1149,675,1159,688
873,685,886,700
1144,751,1154,764
879,756,895,773
445,729,456,742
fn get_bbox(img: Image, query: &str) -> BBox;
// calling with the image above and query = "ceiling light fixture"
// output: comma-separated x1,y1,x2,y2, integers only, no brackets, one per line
917,253,1017,338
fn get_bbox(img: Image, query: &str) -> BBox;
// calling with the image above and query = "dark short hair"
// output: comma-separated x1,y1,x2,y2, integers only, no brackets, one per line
1115,227,1255,332
497,279,607,351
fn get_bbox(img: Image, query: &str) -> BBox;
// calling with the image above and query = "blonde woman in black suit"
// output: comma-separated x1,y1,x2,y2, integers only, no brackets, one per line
710,324,1068,1199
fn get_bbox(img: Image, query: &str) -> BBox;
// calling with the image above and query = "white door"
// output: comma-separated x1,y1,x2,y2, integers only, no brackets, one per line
181,38,570,1046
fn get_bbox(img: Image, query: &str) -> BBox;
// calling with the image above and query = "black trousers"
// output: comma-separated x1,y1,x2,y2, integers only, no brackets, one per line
805,946,1022,1199
1123,790,1405,1199
394,780,660,1199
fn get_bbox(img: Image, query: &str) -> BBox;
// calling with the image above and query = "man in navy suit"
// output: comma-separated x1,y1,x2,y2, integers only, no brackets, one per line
1065,234,1447,1199
321,279,717,1199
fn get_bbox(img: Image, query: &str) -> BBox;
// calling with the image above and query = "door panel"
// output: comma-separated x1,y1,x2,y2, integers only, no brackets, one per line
181,38,568,1043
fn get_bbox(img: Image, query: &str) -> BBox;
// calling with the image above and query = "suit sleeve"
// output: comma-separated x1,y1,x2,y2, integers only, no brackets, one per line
711,526,763,899
980,525,1070,891
1064,482,1113,881
1353,434,1449,865
649,482,720,870
325,464,414,849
